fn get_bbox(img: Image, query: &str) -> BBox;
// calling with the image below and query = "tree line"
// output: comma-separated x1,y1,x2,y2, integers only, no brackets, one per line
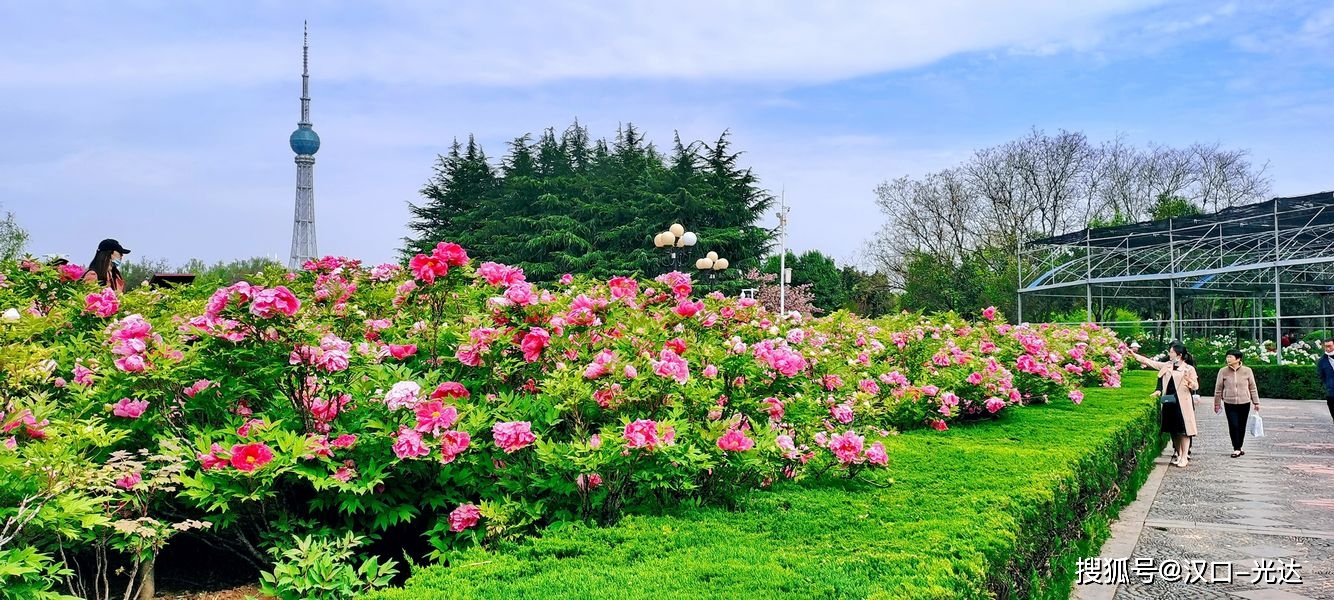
867,128,1271,320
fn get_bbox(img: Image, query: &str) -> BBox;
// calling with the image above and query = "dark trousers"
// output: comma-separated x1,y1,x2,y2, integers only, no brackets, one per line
1224,403,1251,451
1328,396,1334,423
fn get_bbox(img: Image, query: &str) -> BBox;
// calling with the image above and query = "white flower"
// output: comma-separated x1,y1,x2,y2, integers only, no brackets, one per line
1,308,19,322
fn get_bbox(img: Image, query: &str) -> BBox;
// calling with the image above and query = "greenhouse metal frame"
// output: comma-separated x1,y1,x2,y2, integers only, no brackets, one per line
1018,191,1334,361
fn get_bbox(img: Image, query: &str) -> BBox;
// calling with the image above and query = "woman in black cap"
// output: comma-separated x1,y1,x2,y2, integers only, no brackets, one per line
82,238,131,292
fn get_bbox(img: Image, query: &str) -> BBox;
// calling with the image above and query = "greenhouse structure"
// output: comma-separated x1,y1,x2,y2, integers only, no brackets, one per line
1018,191,1334,362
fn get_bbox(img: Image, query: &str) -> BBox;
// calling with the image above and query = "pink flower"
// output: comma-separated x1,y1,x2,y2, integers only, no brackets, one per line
83,289,119,318
439,430,471,464
1068,390,1084,405
330,434,357,449
115,472,142,490
865,442,888,466
230,442,275,472
985,397,1006,413
560,273,574,285
828,431,865,464
183,379,214,398
622,419,667,450
384,381,422,410
608,277,639,300
433,242,470,267
449,504,481,532
114,354,146,373
492,421,536,453
822,374,844,391
198,443,230,470
58,263,87,281
830,403,855,424
576,472,603,491
589,434,602,449
673,299,704,318
409,253,449,283
414,401,459,436
651,349,690,384
858,379,880,395
520,328,550,362
112,398,149,419
702,364,718,378
623,364,637,379
761,397,785,421
717,429,755,452
249,286,301,318
73,364,95,386
388,344,418,360
930,419,949,431
478,262,526,286
237,418,265,437
982,306,998,321
431,382,470,400
392,427,431,459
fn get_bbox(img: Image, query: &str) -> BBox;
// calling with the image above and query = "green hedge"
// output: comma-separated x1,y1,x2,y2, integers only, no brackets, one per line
1195,364,1326,400
364,372,1163,600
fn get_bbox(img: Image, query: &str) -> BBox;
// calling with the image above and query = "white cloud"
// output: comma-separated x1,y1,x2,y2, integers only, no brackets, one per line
0,1,1160,89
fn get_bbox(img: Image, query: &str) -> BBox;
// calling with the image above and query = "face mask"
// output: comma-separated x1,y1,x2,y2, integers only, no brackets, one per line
111,259,122,269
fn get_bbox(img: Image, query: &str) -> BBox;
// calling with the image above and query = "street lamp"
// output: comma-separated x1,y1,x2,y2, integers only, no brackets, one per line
695,251,729,293
653,223,697,273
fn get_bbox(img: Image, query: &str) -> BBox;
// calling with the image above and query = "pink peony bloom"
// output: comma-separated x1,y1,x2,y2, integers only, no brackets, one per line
673,299,705,318
623,364,637,379
83,289,119,318
439,430,471,464
702,364,719,378
608,276,639,300
114,354,146,373
414,401,459,436
985,397,1006,413
330,434,357,449
865,442,889,466
589,434,602,449
449,504,481,532
982,306,998,321
858,379,881,395
183,379,214,398
828,431,865,464
58,263,87,281
560,273,574,285
73,364,95,386
622,419,668,450
762,397,785,421
408,253,449,283
1068,390,1084,404
230,442,275,472
478,262,525,287
384,381,422,410
575,472,603,491
430,381,470,399
931,419,949,431
717,429,755,452
114,472,142,490
492,421,536,453
830,403,855,424
249,286,301,318
651,349,690,384
198,443,231,470
433,242,470,267
392,427,431,459
388,344,418,360
112,398,149,419
520,328,549,362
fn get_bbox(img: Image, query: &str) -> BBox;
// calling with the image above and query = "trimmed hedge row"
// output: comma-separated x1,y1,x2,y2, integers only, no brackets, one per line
364,371,1163,600
1194,363,1326,400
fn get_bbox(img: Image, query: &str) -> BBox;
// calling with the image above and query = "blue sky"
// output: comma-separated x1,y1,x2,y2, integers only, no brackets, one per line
3,1,1333,268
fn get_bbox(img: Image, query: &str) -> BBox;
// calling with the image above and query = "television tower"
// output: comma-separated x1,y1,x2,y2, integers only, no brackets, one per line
288,22,320,269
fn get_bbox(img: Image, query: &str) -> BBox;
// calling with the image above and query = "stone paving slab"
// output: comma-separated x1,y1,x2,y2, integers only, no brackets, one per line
1074,397,1334,600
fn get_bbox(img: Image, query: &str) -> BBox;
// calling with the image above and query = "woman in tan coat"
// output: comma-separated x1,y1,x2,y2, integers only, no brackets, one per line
1213,349,1261,458
1129,341,1200,467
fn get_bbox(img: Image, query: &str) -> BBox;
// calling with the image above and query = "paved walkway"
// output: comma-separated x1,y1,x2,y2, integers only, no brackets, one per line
1076,397,1334,600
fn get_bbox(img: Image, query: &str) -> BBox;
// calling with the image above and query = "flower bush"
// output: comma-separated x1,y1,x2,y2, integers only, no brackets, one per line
0,244,1127,596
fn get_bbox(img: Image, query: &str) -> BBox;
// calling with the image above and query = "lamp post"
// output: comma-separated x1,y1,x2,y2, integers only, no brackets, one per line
694,251,729,294
653,223,697,274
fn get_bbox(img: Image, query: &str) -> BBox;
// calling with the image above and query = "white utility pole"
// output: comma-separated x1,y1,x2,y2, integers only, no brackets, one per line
778,190,789,317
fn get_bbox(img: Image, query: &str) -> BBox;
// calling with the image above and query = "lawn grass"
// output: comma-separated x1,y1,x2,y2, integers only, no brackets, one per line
364,371,1162,599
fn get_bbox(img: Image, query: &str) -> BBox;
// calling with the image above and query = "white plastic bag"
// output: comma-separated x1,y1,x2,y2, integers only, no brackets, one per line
1250,414,1265,438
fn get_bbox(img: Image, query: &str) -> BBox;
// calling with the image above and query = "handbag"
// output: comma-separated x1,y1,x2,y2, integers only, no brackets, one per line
1159,394,1178,404
1250,414,1265,437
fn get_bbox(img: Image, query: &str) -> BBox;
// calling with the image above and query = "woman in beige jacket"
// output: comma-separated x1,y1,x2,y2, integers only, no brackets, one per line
1213,350,1261,458
1129,341,1200,467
